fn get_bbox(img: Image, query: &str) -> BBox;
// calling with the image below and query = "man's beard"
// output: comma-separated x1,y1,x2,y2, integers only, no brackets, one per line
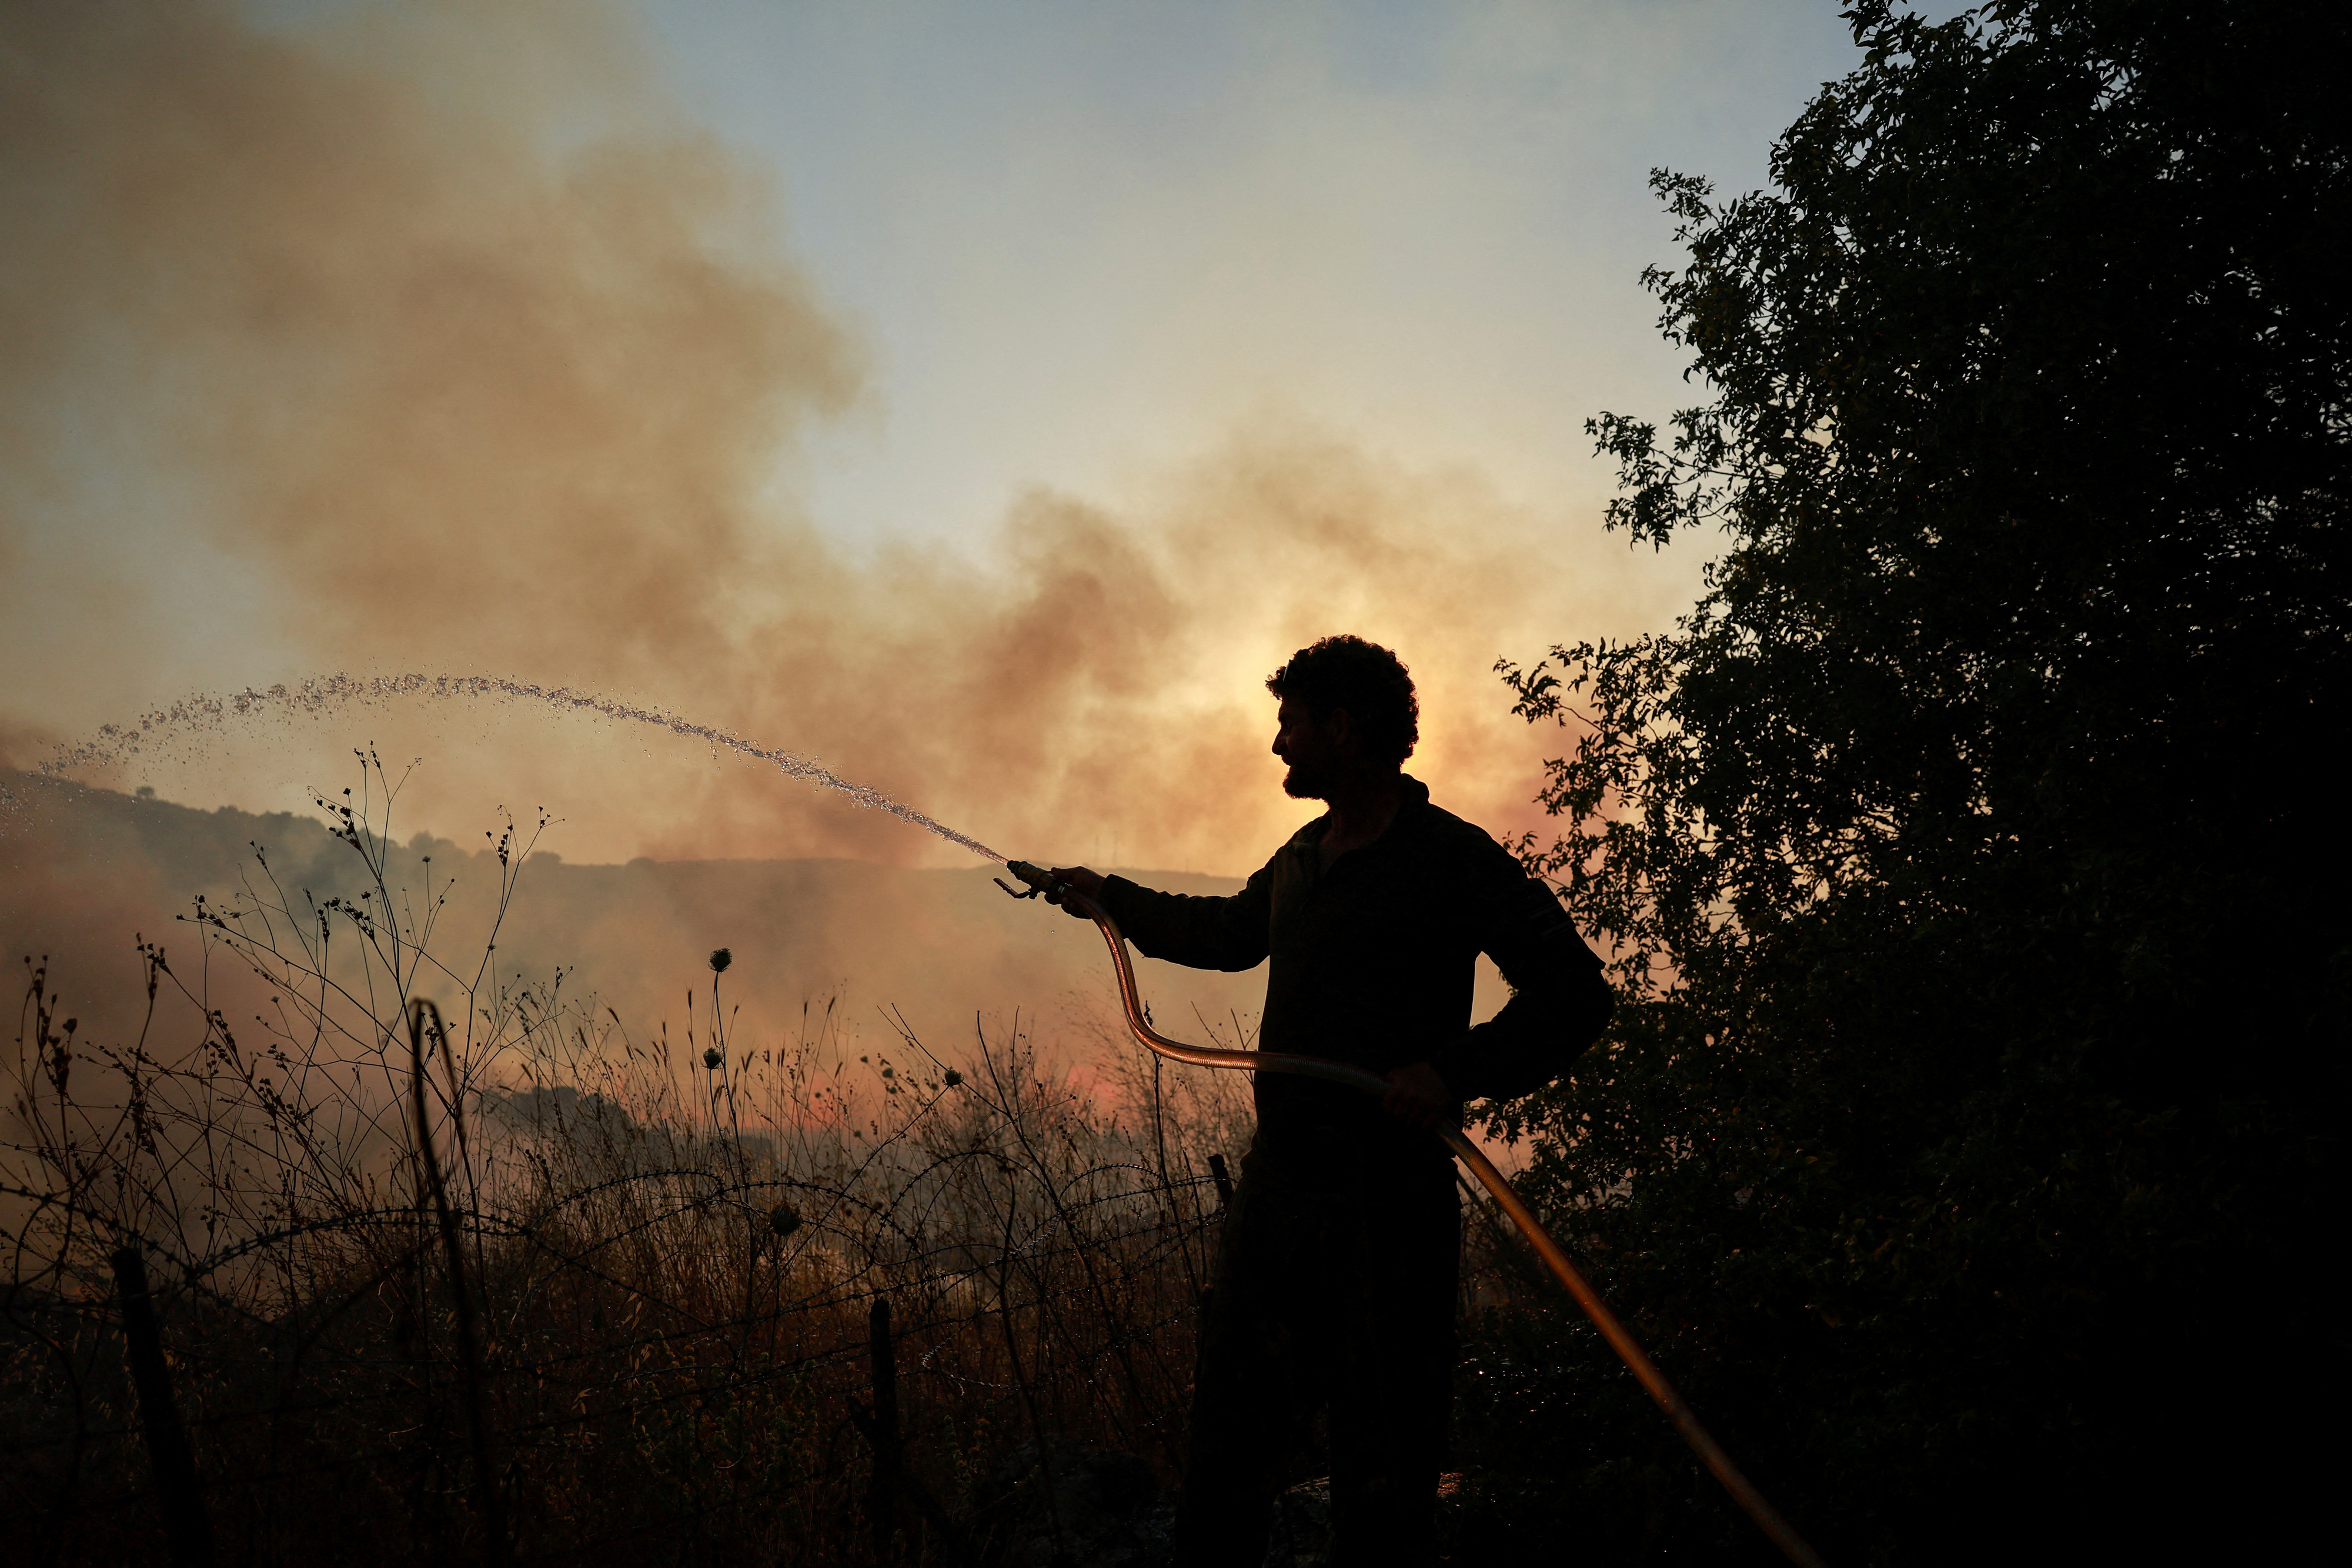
1281,763,1329,801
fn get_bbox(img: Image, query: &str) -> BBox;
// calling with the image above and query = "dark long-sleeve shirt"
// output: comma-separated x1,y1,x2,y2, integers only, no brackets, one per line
1097,775,1611,1180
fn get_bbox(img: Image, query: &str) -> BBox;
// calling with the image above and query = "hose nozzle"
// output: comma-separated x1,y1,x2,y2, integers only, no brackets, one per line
995,860,1064,901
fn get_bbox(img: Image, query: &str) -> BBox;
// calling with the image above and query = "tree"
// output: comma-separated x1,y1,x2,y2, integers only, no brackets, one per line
1465,3,2348,1560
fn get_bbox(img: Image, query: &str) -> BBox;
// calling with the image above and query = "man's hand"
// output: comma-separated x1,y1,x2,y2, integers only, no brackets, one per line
1045,865,1107,918
1382,1060,1452,1132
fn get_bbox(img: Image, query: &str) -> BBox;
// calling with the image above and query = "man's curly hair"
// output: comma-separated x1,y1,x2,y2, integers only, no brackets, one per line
1265,636,1419,764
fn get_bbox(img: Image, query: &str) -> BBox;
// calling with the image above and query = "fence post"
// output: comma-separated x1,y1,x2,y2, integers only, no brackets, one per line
1192,1285,1217,1396
1207,1151,1234,1211
111,1246,213,1568
868,1296,902,1559
1194,1154,1232,1422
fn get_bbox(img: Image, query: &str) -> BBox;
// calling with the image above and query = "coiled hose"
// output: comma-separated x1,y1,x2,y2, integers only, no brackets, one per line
1000,862,1826,1568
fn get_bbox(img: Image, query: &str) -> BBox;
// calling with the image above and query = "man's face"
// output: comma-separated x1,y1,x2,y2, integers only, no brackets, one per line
1272,697,1344,800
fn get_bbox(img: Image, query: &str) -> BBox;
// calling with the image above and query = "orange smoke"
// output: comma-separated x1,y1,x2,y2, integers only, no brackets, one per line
2,0,1675,882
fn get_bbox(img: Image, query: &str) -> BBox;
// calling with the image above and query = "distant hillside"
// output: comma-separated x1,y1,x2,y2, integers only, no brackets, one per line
1,771,1269,1068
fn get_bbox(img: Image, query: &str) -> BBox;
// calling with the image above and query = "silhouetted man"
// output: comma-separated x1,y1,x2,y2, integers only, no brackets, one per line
1048,635,1611,1567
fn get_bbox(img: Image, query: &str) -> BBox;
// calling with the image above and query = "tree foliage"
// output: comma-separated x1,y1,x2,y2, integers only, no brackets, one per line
1467,3,2348,1560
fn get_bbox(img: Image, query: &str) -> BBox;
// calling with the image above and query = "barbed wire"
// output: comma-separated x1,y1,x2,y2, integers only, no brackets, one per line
5,1146,1534,1565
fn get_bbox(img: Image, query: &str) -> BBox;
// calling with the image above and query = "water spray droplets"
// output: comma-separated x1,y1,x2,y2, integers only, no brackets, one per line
43,673,1011,865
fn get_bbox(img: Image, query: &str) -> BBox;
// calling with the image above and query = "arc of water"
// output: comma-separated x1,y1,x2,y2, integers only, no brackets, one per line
43,673,1013,867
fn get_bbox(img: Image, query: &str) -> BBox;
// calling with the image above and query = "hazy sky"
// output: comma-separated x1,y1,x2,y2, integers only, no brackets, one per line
2,1,1920,874
635,0,1860,550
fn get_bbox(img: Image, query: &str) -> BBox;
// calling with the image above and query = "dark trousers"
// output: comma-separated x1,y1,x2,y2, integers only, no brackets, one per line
1173,1139,1460,1568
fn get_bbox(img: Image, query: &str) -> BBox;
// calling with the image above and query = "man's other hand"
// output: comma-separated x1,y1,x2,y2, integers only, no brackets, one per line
1382,1061,1452,1131
1045,865,1107,918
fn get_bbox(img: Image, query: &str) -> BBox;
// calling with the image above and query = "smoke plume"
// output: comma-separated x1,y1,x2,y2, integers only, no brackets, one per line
4,0,1663,889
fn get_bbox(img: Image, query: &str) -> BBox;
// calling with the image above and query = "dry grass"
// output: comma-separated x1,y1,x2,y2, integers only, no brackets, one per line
4,757,1271,1565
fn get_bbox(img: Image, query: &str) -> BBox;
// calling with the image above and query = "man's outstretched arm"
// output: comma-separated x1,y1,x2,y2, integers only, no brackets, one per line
1045,860,1275,974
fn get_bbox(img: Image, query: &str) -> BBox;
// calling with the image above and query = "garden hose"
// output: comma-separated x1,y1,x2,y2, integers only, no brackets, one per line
997,860,1827,1568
